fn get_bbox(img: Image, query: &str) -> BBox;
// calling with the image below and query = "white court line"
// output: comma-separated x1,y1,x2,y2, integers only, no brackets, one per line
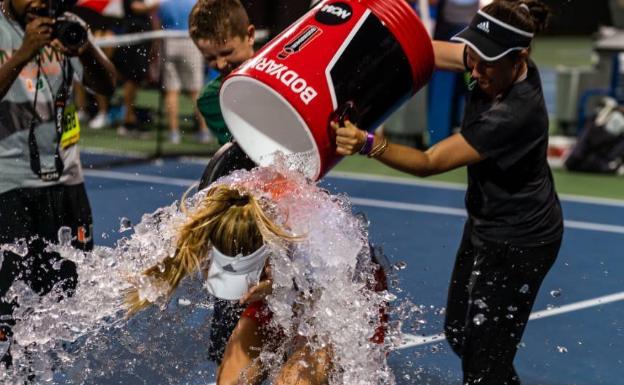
350,197,624,235
398,291,624,349
85,169,195,187
328,171,624,207
84,170,624,235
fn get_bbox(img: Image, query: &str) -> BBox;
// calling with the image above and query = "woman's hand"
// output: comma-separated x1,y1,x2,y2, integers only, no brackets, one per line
331,120,367,156
240,279,273,304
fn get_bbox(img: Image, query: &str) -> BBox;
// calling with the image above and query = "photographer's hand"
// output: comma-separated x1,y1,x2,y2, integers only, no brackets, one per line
0,17,53,101
50,39,88,57
16,17,54,61
50,12,90,57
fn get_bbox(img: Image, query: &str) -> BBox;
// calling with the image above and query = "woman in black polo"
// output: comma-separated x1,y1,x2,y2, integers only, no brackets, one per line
333,1,562,384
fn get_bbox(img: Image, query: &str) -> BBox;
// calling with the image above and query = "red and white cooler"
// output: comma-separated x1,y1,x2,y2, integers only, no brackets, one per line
220,0,434,180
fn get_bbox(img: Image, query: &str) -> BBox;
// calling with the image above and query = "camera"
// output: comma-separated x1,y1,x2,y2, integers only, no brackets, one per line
36,0,88,51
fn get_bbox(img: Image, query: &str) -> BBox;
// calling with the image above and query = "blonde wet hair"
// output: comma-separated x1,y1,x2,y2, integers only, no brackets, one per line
126,184,294,316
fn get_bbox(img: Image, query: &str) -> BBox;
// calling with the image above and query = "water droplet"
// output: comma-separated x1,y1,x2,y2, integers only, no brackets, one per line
473,313,486,325
393,261,407,271
507,305,517,312
57,226,73,246
556,345,568,353
474,299,488,309
550,289,562,298
119,217,132,232
10,239,29,257
383,292,397,302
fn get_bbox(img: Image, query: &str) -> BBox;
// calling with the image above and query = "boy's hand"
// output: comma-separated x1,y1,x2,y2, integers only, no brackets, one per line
331,120,367,156
240,279,273,304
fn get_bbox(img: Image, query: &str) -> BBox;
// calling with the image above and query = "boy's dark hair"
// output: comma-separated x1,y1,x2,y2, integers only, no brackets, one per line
189,0,250,42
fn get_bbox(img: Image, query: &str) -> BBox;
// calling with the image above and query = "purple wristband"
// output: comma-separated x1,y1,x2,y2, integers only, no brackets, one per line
359,132,375,155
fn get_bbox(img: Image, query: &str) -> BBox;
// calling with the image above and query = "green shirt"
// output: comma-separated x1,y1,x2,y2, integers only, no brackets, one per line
197,76,232,145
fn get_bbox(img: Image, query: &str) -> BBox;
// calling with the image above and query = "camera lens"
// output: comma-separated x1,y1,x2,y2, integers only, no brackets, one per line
55,20,87,50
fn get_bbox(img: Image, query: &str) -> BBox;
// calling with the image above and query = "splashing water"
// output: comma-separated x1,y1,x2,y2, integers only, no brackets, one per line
215,158,394,384
0,155,424,384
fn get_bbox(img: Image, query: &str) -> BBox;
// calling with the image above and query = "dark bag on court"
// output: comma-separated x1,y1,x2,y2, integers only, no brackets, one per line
565,110,624,174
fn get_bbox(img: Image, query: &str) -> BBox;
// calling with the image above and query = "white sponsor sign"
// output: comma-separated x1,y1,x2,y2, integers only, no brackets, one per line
251,58,318,105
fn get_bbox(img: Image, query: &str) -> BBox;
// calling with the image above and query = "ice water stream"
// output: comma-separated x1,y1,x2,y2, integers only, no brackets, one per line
0,157,431,385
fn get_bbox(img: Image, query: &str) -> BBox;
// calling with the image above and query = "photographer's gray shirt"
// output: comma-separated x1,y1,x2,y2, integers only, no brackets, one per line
0,11,84,194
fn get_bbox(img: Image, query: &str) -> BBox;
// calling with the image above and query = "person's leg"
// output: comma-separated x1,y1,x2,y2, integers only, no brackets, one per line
217,316,267,385
20,184,93,298
123,80,138,124
164,90,180,142
459,237,562,385
189,90,209,132
0,188,36,330
443,225,475,356
87,29,114,129
88,93,111,129
162,41,182,143
179,39,211,141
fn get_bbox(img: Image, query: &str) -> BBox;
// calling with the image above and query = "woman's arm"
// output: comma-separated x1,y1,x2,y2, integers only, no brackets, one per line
333,120,482,177
433,40,466,72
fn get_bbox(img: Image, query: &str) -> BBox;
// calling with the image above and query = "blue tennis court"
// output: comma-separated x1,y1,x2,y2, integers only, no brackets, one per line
75,153,624,385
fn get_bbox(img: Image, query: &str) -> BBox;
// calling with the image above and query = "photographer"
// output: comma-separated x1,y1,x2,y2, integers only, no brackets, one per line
0,0,115,369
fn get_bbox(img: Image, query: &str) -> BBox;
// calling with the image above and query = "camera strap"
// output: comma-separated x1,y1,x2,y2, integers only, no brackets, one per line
28,58,73,182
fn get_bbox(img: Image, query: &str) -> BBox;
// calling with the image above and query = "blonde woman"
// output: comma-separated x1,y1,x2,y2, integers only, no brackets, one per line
126,184,341,385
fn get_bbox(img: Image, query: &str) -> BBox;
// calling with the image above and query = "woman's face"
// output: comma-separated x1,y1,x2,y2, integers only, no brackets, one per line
466,47,524,99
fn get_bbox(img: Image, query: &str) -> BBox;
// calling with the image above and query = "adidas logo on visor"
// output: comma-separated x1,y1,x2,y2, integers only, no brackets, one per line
477,21,490,33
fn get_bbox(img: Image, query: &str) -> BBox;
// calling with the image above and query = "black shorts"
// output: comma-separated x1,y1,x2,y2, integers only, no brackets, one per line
113,42,153,83
0,184,93,325
72,6,119,32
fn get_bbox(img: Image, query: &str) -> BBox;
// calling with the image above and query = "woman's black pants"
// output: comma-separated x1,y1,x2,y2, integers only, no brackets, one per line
444,227,562,385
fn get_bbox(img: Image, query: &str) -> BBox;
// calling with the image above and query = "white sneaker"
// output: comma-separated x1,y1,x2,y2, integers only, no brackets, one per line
89,112,109,130
169,131,181,144
77,110,88,122
197,131,214,144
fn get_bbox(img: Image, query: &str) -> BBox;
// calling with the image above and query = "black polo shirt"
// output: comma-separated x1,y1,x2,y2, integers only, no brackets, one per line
460,60,563,245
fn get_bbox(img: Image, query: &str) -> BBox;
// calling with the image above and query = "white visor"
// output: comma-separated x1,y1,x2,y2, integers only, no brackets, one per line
204,245,269,300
